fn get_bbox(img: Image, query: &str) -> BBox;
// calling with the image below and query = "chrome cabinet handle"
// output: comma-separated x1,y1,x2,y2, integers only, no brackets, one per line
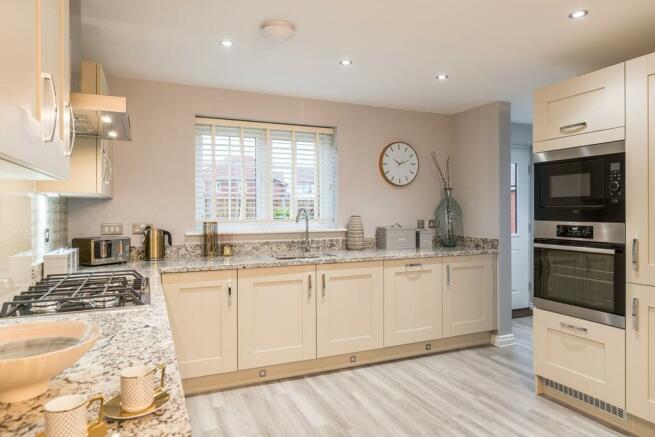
446,265,451,286
632,297,639,331
227,280,232,304
405,263,422,268
102,149,112,184
322,273,326,297
560,322,588,333
559,122,587,134
65,102,76,156
41,72,58,142
632,238,639,271
308,274,312,298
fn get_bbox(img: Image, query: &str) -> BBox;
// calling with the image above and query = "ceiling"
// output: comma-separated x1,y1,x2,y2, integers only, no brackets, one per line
81,0,655,123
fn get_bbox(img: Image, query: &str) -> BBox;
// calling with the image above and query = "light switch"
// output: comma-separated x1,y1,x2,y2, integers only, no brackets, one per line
101,223,123,235
132,223,150,235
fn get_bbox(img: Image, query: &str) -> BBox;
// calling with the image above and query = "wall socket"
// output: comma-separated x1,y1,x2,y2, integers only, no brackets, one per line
132,223,150,235
101,223,123,235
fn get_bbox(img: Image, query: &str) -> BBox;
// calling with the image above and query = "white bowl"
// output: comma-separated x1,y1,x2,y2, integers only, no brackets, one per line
0,320,101,403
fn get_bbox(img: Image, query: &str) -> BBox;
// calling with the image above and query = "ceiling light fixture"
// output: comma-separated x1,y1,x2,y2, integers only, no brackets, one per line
100,115,112,123
339,59,353,66
220,40,233,47
107,130,118,138
260,20,296,42
568,9,588,19
436,74,449,81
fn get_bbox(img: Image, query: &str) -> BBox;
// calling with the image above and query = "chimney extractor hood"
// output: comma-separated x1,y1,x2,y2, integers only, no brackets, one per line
71,92,131,141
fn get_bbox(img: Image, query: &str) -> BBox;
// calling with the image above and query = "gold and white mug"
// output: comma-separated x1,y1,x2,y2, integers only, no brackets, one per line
120,363,165,412
44,393,103,437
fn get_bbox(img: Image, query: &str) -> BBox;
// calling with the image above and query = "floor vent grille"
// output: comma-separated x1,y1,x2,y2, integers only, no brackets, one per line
542,377,625,419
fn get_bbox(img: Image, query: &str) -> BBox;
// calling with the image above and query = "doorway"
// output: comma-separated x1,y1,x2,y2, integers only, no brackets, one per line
510,146,532,311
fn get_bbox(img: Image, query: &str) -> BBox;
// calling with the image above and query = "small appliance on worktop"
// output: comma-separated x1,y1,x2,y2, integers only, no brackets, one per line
72,237,130,266
533,141,626,328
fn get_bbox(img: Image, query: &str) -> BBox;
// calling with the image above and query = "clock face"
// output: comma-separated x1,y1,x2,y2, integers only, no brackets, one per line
379,142,419,186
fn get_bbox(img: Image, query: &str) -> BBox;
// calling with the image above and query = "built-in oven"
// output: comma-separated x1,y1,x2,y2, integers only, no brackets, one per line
533,222,625,328
534,141,624,223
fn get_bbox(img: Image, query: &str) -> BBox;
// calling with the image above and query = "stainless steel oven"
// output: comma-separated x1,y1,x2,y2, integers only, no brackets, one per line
533,222,625,328
534,141,624,223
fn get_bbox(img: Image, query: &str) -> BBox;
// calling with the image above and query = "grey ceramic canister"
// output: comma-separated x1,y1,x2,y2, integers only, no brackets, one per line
346,215,366,250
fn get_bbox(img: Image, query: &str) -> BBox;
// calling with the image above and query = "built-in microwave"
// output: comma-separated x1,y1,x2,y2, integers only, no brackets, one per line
534,141,624,223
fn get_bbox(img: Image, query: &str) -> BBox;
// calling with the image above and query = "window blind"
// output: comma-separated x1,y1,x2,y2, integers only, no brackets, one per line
195,118,337,227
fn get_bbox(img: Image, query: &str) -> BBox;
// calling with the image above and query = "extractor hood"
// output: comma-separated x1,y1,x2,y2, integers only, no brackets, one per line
69,0,131,141
71,91,131,140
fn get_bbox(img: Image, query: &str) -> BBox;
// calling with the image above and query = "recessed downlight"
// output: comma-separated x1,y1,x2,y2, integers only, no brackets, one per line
339,59,353,66
436,74,449,81
568,9,588,19
220,40,233,47
107,130,118,138
100,115,112,123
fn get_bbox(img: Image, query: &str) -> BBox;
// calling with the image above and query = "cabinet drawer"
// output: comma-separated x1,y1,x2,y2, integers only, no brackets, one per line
534,308,625,409
533,63,625,148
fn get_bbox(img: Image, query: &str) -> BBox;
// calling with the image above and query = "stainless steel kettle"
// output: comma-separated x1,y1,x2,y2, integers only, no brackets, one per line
143,226,172,261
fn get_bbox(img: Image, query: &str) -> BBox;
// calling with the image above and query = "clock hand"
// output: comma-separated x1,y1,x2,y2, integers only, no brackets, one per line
392,158,401,166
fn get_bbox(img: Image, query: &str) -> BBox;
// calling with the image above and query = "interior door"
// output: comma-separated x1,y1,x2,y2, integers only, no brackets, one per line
511,146,532,309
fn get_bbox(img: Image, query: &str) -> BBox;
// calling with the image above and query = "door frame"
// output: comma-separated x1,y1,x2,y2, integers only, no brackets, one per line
510,144,534,309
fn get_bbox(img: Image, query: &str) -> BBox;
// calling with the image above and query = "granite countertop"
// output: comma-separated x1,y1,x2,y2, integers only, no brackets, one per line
156,246,498,274
0,245,496,436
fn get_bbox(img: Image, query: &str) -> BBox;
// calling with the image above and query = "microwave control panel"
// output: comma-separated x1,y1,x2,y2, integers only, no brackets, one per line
609,161,623,204
556,224,594,239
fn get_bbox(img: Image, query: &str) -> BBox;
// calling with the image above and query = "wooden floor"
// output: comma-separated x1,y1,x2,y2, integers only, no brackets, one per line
186,318,625,436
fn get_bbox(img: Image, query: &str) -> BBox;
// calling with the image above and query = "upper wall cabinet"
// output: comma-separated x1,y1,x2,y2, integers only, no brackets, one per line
0,0,71,180
533,63,625,153
626,52,655,286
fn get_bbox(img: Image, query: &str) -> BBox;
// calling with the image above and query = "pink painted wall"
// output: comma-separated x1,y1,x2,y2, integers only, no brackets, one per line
68,77,456,243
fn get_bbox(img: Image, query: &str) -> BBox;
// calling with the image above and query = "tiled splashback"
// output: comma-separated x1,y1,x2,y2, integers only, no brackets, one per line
0,181,68,279
130,236,498,261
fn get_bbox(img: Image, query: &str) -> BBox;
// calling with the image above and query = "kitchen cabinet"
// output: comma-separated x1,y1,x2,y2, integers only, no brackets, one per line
534,308,625,410
37,61,114,197
442,254,495,337
626,283,655,421
383,258,443,346
0,0,71,179
238,265,316,370
626,52,655,286
161,270,237,378
316,262,383,357
533,62,625,153
37,136,113,197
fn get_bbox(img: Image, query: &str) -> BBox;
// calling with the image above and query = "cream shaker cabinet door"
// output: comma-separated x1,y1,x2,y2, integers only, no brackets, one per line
534,308,625,409
316,262,383,357
383,258,443,347
442,255,495,337
533,62,625,151
238,266,316,369
626,283,655,421
626,53,655,286
162,270,238,379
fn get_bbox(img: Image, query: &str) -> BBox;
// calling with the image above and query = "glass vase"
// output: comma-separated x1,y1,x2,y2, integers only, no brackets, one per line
434,188,463,247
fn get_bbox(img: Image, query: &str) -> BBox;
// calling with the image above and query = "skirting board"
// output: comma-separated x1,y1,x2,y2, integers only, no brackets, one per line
491,333,515,347
183,331,493,395
538,377,655,436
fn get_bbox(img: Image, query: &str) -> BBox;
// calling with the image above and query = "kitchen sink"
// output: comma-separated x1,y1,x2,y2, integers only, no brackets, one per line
274,253,336,260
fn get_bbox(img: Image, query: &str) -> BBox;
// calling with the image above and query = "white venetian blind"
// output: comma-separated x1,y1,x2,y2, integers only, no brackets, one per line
195,118,336,227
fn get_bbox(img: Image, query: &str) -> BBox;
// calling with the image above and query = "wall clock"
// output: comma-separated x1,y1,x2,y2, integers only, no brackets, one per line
379,142,419,186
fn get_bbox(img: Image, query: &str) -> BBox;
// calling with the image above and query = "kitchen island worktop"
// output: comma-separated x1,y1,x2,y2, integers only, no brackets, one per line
0,244,496,436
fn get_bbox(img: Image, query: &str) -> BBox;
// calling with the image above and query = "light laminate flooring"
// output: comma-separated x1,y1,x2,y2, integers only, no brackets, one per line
186,318,625,437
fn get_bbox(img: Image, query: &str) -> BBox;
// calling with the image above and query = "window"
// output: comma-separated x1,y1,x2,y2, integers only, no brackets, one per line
195,118,336,228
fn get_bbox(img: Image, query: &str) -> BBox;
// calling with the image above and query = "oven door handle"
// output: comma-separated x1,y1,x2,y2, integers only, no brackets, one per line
533,243,616,255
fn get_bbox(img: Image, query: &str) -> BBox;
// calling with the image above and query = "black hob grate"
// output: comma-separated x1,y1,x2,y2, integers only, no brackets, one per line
0,270,149,318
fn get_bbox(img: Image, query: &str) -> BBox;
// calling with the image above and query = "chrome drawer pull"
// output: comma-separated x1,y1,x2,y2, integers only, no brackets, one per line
308,274,312,298
560,322,587,333
322,273,326,297
559,122,587,133
227,280,232,304
446,265,451,286
405,263,422,270
632,238,639,271
632,297,639,331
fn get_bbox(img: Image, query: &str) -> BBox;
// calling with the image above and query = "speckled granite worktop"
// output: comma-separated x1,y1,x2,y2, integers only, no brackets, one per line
0,243,496,436
156,245,497,274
